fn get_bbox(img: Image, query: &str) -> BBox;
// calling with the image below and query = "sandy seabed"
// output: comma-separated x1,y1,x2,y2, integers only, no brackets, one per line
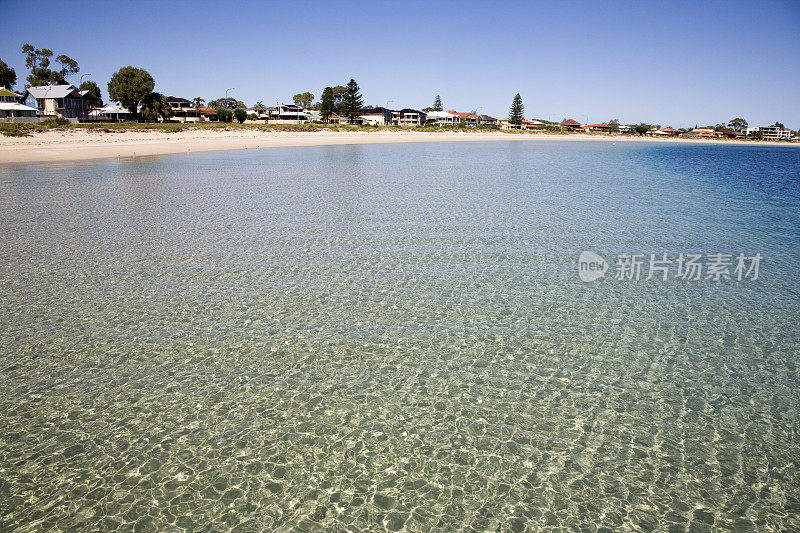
0,129,795,164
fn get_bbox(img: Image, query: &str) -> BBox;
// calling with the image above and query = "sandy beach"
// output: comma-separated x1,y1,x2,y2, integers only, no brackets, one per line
0,128,795,164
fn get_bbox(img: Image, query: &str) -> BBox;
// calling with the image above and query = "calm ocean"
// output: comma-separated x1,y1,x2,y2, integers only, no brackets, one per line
1,141,798,531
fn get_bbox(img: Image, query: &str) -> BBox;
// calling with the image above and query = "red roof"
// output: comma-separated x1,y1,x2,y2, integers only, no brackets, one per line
560,118,581,126
199,107,217,115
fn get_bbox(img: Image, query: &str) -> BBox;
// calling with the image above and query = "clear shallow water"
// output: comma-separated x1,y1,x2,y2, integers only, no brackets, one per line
0,141,798,531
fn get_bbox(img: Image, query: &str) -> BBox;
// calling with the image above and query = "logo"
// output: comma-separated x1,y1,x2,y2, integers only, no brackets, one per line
578,251,608,282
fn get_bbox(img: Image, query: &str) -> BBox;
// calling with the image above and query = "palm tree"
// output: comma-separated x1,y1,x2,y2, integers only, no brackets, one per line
192,97,205,109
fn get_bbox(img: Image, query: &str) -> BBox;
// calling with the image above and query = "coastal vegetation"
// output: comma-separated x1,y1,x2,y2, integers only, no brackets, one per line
0,58,16,89
292,92,314,108
21,44,79,86
107,66,155,120
341,79,364,121
140,92,173,122
509,93,524,125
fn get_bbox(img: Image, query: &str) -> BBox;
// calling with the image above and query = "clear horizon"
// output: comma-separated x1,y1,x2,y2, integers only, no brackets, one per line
1,0,798,129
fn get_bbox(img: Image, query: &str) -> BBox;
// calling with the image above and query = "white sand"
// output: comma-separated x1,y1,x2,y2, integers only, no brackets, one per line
0,129,795,164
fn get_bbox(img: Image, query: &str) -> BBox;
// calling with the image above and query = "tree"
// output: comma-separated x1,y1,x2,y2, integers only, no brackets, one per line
319,87,334,119
293,91,314,108
140,92,173,122
509,93,524,125
749,129,763,140
0,58,16,90
341,79,363,121
233,108,247,123
331,85,347,113
254,101,267,114
208,97,244,110
107,66,154,120
192,97,205,108
608,119,621,133
728,117,747,132
217,108,233,123
79,80,103,106
22,44,79,86
633,123,651,135
773,121,785,129
433,94,442,111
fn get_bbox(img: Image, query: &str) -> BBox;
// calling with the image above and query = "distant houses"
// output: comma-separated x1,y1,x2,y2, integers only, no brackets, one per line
0,81,794,142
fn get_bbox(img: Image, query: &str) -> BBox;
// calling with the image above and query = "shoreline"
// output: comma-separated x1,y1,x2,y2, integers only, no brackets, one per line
1,129,796,164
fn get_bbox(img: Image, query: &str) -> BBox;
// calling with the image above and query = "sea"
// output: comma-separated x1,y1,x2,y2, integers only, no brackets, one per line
1,141,798,531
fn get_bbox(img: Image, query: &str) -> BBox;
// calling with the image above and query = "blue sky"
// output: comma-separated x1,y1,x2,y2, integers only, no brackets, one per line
1,0,798,128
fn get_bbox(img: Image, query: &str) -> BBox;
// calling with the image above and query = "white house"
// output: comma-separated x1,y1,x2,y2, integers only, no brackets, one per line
425,110,460,126
0,89,38,120
89,103,135,122
747,125,792,141
359,107,393,125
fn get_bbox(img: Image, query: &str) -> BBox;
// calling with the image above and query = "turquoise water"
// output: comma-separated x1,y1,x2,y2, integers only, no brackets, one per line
0,141,798,531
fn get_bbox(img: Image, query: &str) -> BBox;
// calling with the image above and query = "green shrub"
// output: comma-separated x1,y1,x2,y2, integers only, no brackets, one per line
39,118,71,128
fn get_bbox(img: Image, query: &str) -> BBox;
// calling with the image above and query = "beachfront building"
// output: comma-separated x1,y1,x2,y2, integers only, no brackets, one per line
88,103,135,122
425,110,460,126
560,118,582,131
199,107,218,122
166,97,201,123
359,107,393,126
21,84,95,119
0,89,38,120
324,113,349,125
448,111,498,127
391,109,427,126
681,128,722,139
747,125,792,141
267,104,311,123
581,123,612,133
502,118,546,130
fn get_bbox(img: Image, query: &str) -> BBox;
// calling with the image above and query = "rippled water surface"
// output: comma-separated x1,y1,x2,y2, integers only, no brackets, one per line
1,141,799,531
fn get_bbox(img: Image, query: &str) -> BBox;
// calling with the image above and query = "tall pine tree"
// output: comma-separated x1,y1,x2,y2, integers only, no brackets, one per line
510,93,524,125
433,94,442,111
320,86,334,119
342,79,363,122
